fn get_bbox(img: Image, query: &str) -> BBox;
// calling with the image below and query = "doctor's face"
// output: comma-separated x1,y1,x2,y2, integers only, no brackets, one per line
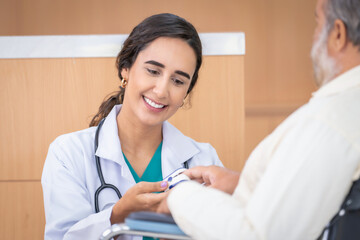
120,37,196,127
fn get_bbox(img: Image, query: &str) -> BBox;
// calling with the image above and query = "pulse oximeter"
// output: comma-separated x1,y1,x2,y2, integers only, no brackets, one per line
163,168,190,192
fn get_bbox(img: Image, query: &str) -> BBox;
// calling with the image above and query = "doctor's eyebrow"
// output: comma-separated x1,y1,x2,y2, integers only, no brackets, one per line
145,60,165,68
145,60,191,80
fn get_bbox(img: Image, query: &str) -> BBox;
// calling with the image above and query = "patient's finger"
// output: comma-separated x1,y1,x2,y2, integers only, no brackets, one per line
183,166,208,181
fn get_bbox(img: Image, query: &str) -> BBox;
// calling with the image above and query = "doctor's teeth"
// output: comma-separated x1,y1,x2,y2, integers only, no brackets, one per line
144,97,165,108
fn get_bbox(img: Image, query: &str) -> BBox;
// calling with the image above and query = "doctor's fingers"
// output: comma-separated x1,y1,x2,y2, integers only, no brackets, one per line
137,192,169,210
135,181,168,194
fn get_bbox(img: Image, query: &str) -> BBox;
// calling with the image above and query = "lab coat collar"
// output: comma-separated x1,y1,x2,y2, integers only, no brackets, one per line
95,105,125,166
161,121,200,173
95,105,200,171
311,64,360,99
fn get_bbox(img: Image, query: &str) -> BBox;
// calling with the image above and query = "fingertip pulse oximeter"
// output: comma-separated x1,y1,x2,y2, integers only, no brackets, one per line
163,168,190,192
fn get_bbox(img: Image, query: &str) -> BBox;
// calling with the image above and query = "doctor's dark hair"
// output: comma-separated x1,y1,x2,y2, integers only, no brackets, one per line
89,13,202,127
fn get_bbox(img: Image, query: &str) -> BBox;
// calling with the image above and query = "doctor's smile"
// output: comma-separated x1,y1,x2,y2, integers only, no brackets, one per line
143,96,167,111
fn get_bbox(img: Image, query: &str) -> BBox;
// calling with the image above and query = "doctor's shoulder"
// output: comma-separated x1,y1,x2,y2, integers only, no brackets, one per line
45,127,97,168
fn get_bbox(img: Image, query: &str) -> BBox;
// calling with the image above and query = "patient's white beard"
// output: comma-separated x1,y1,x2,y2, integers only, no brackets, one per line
311,26,341,87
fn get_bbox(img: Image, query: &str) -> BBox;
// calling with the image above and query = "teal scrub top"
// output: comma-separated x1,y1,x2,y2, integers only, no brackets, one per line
123,141,163,182
123,142,163,240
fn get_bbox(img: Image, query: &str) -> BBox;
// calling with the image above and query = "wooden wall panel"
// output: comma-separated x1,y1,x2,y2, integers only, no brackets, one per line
0,181,45,239
245,115,288,160
1,0,319,165
0,0,317,106
170,56,245,171
0,58,119,180
0,0,249,35
244,104,300,160
0,56,244,180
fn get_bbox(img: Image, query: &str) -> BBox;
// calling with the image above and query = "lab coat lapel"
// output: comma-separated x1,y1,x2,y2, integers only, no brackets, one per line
95,106,200,180
95,105,131,179
162,121,200,176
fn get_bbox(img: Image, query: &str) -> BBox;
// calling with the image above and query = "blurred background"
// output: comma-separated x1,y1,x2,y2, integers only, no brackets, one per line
0,0,316,238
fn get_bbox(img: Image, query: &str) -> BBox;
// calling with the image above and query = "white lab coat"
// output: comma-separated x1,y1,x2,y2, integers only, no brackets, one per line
41,104,223,240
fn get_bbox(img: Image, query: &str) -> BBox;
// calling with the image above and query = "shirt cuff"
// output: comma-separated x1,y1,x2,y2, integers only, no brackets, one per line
168,181,258,240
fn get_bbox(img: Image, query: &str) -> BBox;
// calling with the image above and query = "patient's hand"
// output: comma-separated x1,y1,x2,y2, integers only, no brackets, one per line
156,190,171,214
183,165,240,195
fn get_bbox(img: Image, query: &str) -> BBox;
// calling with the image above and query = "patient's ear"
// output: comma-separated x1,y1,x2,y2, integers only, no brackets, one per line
328,19,348,54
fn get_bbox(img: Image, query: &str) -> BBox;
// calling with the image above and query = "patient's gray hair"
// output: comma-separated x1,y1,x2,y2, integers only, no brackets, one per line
324,0,360,50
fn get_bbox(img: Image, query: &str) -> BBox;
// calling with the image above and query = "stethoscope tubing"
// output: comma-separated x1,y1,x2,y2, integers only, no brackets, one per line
94,118,122,213
94,118,188,213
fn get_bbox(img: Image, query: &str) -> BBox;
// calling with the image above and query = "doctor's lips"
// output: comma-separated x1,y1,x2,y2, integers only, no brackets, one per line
143,96,168,110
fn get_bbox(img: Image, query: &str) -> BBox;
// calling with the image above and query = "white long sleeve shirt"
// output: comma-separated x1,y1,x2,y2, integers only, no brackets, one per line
41,105,223,240
168,65,360,240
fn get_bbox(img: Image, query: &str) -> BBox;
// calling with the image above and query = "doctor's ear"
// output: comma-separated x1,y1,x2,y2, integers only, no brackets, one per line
121,68,129,80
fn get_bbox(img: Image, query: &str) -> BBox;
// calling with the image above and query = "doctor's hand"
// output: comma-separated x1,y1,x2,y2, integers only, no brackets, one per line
110,181,168,224
183,165,240,195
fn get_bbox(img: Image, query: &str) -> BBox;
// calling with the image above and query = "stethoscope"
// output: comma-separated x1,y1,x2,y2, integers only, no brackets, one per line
94,118,189,213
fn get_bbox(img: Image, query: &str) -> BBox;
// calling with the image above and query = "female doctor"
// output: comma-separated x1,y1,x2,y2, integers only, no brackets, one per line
41,13,223,240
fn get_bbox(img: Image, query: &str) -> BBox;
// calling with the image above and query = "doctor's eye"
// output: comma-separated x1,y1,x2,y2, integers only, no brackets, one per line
172,77,185,86
146,68,160,76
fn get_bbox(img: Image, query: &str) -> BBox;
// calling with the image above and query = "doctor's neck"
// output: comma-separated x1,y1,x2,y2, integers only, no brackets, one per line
116,108,163,153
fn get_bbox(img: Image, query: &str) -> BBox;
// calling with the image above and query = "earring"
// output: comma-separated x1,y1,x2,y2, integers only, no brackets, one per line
180,99,185,108
120,78,128,88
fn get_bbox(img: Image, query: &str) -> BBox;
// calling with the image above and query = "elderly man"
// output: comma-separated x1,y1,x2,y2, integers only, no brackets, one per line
158,0,360,239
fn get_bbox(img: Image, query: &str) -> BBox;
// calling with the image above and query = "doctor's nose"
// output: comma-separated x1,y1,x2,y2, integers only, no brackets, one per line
153,78,169,99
